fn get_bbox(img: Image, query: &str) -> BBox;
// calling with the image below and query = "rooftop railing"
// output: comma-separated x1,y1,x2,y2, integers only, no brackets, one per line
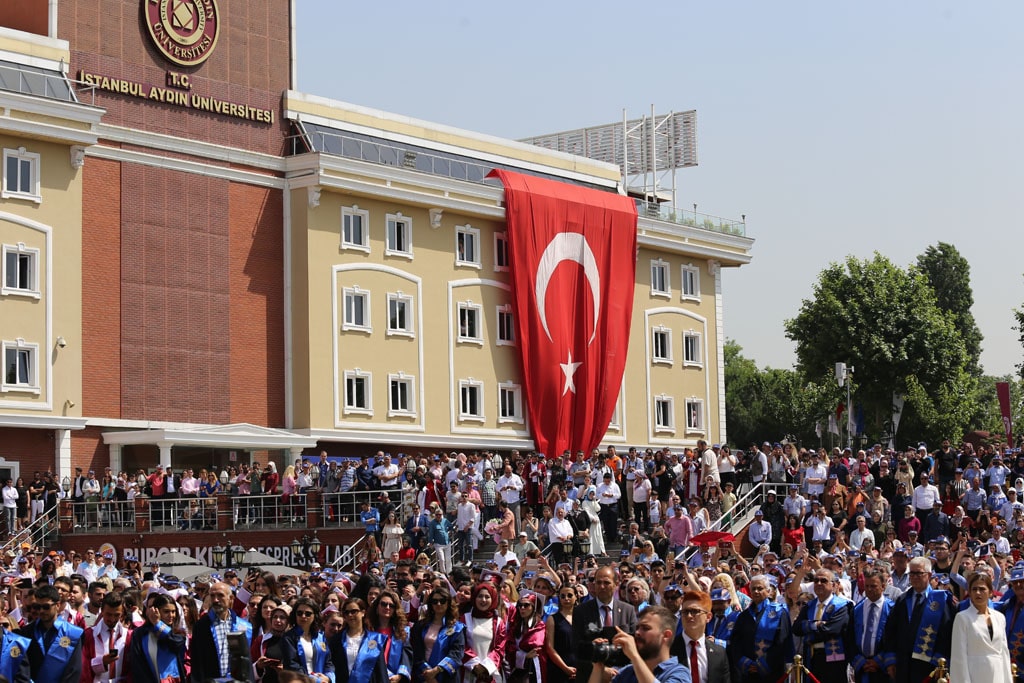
635,200,746,237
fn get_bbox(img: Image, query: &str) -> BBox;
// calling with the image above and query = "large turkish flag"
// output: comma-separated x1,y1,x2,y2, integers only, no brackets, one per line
489,170,637,456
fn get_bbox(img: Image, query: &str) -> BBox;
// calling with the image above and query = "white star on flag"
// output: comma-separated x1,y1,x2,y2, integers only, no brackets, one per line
560,352,582,396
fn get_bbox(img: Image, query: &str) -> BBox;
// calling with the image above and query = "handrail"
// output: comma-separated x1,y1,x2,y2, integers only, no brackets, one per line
2,506,56,556
677,481,788,563
332,535,369,572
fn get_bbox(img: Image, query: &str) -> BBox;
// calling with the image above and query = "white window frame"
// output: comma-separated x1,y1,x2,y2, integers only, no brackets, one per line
496,304,515,347
2,148,41,203
651,326,673,365
607,392,622,431
458,379,485,422
341,205,370,252
685,398,705,434
654,395,675,434
494,231,510,272
343,369,373,415
342,286,371,332
387,372,417,417
457,301,483,345
385,212,413,258
2,243,40,298
386,292,415,337
456,225,481,268
2,339,39,394
683,331,703,367
681,264,701,301
650,258,670,298
498,381,524,424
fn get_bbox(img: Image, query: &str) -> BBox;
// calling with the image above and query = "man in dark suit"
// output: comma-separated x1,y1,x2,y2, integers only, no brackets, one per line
189,582,252,683
573,566,638,683
727,575,792,683
851,570,894,683
671,591,730,683
792,569,853,683
881,556,954,683
128,593,186,683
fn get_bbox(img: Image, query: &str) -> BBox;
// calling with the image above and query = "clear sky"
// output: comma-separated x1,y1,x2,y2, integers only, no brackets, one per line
295,1,1024,377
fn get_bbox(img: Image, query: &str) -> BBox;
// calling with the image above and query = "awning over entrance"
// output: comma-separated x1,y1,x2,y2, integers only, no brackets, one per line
101,423,319,467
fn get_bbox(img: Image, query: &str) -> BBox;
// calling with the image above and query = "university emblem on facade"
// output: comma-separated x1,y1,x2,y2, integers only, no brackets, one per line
144,0,221,67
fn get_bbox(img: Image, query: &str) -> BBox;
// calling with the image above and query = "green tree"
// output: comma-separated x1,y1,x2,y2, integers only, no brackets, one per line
784,253,974,445
724,340,836,448
916,242,983,377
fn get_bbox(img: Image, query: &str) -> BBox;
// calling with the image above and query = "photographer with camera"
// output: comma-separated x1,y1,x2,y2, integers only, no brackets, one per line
587,606,690,683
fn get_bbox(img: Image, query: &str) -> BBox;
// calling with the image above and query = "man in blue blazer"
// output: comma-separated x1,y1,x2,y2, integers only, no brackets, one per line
189,582,253,683
881,557,954,683
16,584,82,683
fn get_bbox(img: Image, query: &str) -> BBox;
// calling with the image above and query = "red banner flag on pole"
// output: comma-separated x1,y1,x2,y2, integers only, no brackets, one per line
488,169,637,457
997,381,1014,445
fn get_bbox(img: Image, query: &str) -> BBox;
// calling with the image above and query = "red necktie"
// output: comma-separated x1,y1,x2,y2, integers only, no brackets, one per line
603,605,612,628
690,640,700,683
108,626,117,681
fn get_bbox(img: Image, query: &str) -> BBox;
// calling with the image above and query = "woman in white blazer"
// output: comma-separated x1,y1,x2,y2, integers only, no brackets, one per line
951,571,1013,683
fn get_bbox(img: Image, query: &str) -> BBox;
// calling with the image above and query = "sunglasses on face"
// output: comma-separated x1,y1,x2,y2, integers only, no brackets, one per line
343,609,362,616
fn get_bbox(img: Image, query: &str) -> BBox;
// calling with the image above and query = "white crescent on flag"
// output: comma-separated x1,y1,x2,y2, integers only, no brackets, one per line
534,232,601,345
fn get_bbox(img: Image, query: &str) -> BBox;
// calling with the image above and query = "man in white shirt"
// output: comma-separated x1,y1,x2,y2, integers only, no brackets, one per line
492,539,517,569
96,553,119,580
83,592,130,683
82,471,101,527
698,440,719,489
596,472,621,546
747,509,772,547
2,478,18,536
455,492,479,564
804,457,828,499
373,453,401,489
912,472,941,523
76,549,99,583
497,464,524,530
808,502,835,544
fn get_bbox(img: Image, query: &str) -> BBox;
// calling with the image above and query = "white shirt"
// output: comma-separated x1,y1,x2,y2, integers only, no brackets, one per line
456,501,478,531
497,474,524,503
860,597,885,656
596,482,621,505
700,449,720,483
82,478,101,497
682,634,708,683
374,463,400,486
809,513,835,541
492,549,517,569
77,561,99,583
548,517,573,543
633,478,651,503
784,494,806,517
2,485,18,508
805,465,828,495
913,483,941,510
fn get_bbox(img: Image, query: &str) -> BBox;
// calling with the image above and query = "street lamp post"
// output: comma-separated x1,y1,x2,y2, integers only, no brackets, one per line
212,540,237,569
291,534,322,569
835,362,854,450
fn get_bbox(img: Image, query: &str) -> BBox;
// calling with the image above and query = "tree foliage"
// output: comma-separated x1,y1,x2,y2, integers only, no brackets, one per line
916,242,983,377
784,253,973,445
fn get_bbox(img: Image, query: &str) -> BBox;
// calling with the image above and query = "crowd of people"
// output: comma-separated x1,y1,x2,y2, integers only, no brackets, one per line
3,437,1024,683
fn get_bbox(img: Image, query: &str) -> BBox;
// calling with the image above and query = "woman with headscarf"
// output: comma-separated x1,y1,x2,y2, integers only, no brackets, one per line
410,589,465,683
581,489,605,557
505,592,546,683
252,603,301,683
368,589,412,683
461,583,506,683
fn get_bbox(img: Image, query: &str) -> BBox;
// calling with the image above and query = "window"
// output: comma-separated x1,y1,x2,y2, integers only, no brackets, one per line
343,370,372,414
457,301,482,344
494,232,509,272
684,331,703,366
2,340,38,393
342,287,371,332
654,395,675,433
2,244,39,297
498,382,524,424
607,395,622,430
387,293,414,337
496,305,515,346
650,259,670,297
681,264,701,300
385,213,413,257
459,379,484,421
456,225,481,267
685,399,705,432
2,148,40,203
341,206,370,251
651,326,672,365
388,373,416,416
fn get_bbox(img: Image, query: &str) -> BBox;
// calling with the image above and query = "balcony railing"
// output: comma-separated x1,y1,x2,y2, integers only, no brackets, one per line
635,200,746,237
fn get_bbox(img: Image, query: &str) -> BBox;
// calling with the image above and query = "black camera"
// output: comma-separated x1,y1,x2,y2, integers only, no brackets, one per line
592,642,630,667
